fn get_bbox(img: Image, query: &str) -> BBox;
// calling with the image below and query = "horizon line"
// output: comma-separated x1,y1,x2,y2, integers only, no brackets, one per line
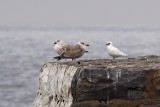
1,26,160,31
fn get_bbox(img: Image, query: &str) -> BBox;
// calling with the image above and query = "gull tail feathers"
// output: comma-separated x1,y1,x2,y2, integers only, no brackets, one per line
53,56,61,61
122,53,128,57
124,54,128,56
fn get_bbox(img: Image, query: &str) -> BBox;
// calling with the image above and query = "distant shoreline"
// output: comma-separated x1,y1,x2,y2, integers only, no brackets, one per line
1,26,160,31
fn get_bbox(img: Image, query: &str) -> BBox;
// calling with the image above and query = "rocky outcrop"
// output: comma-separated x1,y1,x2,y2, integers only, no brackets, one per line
32,63,78,107
33,55,160,107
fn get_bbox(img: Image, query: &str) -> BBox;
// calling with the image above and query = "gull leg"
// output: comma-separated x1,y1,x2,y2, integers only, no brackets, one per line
78,61,80,64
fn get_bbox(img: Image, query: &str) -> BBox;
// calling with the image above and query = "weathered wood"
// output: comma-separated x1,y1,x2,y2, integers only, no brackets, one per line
33,55,160,107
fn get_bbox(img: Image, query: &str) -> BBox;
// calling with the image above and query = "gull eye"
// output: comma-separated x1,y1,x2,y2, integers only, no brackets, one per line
106,43,110,45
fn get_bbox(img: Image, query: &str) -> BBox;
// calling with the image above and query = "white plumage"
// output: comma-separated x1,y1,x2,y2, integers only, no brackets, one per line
106,42,127,59
54,40,68,55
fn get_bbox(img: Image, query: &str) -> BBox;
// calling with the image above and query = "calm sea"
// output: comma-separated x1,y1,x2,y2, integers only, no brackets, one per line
0,28,160,107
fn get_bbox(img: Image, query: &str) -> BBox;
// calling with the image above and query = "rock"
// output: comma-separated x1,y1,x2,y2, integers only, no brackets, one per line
32,63,78,107
33,55,160,107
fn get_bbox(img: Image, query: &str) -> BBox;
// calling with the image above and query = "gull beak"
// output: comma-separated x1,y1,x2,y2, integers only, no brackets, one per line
85,44,89,46
54,42,57,44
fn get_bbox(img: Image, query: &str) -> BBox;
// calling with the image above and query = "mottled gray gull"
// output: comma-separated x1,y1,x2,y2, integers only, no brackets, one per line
54,41,89,61
54,40,68,55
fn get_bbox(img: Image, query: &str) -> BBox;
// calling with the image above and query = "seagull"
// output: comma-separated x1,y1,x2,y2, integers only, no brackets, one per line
54,40,68,55
54,40,73,61
54,41,89,61
106,42,127,59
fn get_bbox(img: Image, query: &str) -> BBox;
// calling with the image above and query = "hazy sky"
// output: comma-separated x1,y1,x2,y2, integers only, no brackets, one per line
1,0,160,27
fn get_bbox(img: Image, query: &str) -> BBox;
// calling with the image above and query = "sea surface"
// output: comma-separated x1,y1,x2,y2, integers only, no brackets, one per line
0,28,160,107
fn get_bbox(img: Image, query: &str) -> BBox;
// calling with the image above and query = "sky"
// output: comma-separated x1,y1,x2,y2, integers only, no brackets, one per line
0,0,160,28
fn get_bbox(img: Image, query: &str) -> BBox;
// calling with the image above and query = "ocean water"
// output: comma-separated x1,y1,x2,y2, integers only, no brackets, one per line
0,28,160,107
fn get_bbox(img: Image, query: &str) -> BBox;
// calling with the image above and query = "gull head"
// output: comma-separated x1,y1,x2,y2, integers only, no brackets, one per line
78,42,89,46
54,40,65,45
106,42,113,46
78,42,89,49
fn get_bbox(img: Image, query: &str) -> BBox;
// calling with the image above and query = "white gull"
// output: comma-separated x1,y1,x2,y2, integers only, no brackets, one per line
106,42,127,59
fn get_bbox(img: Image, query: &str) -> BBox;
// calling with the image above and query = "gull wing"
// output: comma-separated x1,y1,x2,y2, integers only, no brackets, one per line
61,44,72,52
63,45,84,58
110,46,127,57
